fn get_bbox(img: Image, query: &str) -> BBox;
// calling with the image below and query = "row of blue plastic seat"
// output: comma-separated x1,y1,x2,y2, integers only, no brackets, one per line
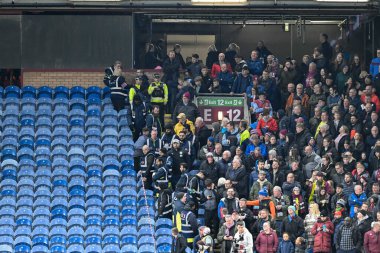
0,86,110,100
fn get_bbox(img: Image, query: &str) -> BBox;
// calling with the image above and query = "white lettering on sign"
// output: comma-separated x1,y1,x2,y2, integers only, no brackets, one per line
227,109,241,121
204,109,212,122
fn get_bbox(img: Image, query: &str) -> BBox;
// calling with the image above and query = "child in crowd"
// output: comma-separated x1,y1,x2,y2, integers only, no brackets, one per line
294,237,306,253
277,232,294,253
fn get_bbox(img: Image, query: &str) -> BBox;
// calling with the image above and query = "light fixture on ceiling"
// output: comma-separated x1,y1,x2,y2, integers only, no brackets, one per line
315,0,369,2
69,0,122,1
191,0,248,5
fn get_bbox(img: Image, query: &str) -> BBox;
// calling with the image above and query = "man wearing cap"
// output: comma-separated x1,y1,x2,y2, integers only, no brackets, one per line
364,221,380,253
231,65,252,95
148,72,168,124
178,201,199,248
311,210,334,253
199,152,218,184
336,217,356,253
130,76,148,141
174,113,195,136
170,139,190,188
160,123,175,151
281,205,305,243
172,91,200,123
247,188,276,220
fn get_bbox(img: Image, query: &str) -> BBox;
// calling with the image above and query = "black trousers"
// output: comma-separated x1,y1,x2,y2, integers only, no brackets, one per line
111,94,127,112
205,209,219,237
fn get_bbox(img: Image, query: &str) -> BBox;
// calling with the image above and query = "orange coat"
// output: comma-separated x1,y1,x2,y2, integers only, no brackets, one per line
285,93,309,114
246,198,276,220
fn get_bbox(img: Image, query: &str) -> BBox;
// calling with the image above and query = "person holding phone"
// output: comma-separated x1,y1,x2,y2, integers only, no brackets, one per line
311,211,334,253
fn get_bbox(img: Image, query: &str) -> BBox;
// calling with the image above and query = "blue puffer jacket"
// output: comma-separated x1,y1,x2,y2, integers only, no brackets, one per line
348,192,367,218
277,240,294,253
247,59,263,76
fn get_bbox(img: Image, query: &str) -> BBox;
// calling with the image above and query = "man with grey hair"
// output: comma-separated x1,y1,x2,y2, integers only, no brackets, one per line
364,221,380,253
194,117,209,148
271,186,290,234
216,150,232,179
225,157,248,198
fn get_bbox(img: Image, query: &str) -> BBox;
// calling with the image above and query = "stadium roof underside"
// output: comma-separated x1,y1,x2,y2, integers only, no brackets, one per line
0,0,379,19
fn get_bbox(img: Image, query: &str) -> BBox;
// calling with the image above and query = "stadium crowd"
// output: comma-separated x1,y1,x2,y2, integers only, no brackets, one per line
104,34,380,253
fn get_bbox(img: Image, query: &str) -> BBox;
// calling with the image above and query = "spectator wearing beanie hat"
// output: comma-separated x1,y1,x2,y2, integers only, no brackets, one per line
246,187,276,220
172,91,200,123
281,205,305,243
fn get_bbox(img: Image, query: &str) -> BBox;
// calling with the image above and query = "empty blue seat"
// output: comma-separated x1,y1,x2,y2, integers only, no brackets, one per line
36,118,52,130
137,218,155,230
31,245,49,253
68,137,85,149
53,118,69,128
69,110,85,123
86,129,101,140
87,86,101,99
35,139,51,150
70,118,85,128
70,98,86,111
50,245,66,253
53,98,69,111
0,244,13,253
156,236,172,248
121,209,136,218
85,118,101,131
121,179,137,190
35,148,50,161
22,86,37,98
137,208,155,220
2,149,17,161
54,86,69,99
37,86,53,99
87,98,101,109
102,118,118,131
52,129,68,141
70,86,86,99
52,109,68,121
121,219,137,229
35,129,52,140
5,85,20,98
157,244,172,253
18,128,35,141
85,244,102,253
137,236,155,247
37,98,53,111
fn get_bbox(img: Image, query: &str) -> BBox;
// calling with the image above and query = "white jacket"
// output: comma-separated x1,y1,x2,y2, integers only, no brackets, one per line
232,228,253,253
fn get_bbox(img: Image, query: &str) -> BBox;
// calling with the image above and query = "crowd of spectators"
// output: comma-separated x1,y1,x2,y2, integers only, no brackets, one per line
104,34,380,253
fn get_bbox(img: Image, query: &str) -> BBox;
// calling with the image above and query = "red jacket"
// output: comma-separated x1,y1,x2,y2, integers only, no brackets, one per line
361,94,380,113
364,230,380,253
254,229,279,253
211,63,232,78
311,218,334,253
256,117,278,136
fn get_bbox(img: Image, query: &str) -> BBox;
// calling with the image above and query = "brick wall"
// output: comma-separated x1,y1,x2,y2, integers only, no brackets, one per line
22,69,162,88
22,70,105,88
